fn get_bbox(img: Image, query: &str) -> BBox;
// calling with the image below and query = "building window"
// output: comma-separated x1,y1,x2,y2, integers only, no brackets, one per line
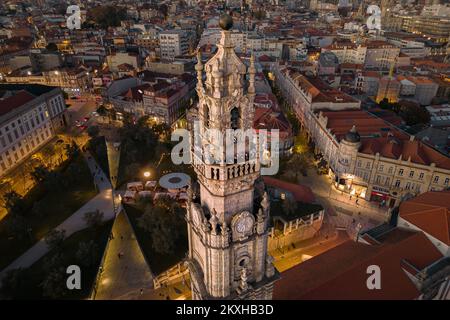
395,180,401,188
378,165,384,172
357,160,362,168
230,107,240,130
385,178,390,186
409,171,414,178
406,182,411,190
398,169,404,176
366,162,371,169
388,167,393,174
434,176,439,184
419,172,424,180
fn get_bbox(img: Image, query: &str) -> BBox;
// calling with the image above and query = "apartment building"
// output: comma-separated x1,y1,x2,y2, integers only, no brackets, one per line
109,72,195,125
159,30,189,60
321,42,367,65
0,84,66,177
5,67,91,94
106,52,140,73
271,61,360,125
273,64,450,207
322,40,400,71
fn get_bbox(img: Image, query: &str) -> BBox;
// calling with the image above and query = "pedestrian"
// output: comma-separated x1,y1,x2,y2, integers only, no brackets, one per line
140,288,144,295
349,195,352,200
118,253,121,259
121,235,124,240
356,199,359,205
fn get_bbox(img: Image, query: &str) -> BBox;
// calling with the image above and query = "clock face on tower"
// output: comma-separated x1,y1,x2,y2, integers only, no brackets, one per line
232,211,255,240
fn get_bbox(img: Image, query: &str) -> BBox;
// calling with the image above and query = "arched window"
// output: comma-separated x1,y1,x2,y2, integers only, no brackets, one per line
230,107,240,130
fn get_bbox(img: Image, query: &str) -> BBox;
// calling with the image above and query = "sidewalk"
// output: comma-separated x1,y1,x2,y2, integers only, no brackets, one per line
0,151,115,279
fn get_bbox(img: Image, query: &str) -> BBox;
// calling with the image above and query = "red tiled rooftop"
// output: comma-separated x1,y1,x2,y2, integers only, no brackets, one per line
263,177,315,204
0,90,35,117
273,229,443,300
399,191,450,246
322,110,450,169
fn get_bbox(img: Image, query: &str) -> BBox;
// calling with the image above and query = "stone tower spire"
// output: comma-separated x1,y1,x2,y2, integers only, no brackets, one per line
185,13,278,300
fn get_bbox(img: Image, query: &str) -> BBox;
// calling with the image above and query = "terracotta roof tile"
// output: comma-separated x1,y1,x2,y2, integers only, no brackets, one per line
273,229,443,300
399,191,450,245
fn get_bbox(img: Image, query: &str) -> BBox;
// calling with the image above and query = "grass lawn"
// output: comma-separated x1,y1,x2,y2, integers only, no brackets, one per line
270,200,323,221
124,204,188,275
117,141,195,188
1,221,113,299
0,154,97,270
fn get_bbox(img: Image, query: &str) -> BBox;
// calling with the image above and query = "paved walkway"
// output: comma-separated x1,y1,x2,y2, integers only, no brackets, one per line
298,167,389,225
272,230,349,273
93,211,154,300
0,151,116,279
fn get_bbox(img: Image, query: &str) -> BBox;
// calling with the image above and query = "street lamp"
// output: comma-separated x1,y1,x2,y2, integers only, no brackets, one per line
143,171,151,179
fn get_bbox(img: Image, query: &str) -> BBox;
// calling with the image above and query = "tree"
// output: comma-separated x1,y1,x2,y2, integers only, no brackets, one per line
282,196,298,216
119,119,158,166
76,240,99,267
398,100,431,126
3,191,26,216
30,165,50,184
32,200,45,218
7,214,29,240
65,162,82,184
83,210,104,229
287,153,309,180
254,10,266,20
138,203,184,254
0,268,27,299
89,6,127,28
44,171,63,192
46,42,58,52
64,141,80,159
87,125,100,139
40,266,67,299
45,229,66,251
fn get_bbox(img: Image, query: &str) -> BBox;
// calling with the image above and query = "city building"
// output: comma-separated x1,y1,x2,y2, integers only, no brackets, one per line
273,61,450,206
376,76,401,103
4,66,91,94
109,71,195,125
106,52,140,73
159,30,190,60
0,84,66,177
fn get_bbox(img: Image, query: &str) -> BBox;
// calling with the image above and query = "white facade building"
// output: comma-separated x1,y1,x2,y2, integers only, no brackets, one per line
159,30,189,60
0,84,66,177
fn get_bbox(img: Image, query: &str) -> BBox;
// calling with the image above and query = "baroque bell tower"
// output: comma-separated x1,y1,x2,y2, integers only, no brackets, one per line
185,13,278,300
